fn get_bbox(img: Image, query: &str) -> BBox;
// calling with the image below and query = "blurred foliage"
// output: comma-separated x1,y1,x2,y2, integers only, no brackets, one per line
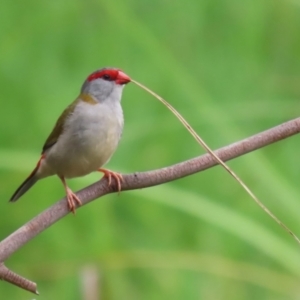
1,0,300,299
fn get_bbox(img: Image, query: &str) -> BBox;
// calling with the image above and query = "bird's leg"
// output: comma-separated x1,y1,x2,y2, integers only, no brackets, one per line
98,168,123,192
59,176,82,214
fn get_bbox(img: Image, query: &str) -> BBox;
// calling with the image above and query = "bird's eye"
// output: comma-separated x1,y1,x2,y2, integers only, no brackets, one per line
102,74,111,80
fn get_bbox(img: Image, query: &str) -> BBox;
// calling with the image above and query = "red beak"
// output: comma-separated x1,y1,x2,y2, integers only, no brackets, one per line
116,71,131,85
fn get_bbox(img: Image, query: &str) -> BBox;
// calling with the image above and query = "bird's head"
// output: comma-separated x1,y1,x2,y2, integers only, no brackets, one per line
81,68,131,102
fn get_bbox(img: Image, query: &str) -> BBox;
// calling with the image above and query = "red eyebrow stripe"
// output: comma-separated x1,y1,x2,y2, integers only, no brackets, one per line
87,69,119,82
87,71,103,82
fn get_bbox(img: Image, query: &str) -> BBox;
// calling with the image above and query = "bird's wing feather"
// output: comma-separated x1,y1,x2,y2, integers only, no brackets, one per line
42,97,81,153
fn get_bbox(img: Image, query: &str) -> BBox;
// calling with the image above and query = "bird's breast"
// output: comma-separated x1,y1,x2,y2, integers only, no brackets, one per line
45,101,124,178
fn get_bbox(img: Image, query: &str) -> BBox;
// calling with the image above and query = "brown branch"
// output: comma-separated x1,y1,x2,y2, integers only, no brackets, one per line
0,117,300,294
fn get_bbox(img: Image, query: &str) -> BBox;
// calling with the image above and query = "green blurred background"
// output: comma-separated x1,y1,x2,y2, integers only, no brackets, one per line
1,0,300,299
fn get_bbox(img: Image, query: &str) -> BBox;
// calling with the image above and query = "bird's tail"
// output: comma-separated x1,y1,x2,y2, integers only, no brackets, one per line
9,166,39,202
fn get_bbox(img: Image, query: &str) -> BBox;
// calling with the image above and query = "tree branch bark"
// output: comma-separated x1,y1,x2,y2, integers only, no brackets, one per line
1,117,300,294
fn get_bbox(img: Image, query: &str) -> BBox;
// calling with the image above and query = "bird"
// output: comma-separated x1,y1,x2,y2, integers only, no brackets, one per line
10,67,131,213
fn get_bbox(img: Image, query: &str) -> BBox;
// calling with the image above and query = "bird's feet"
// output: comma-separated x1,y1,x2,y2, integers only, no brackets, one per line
65,186,82,214
98,168,123,192
59,176,82,214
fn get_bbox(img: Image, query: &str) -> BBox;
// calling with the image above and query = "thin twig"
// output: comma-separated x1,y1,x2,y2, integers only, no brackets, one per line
0,263,38,294
0,117,300,293
131,79,300,244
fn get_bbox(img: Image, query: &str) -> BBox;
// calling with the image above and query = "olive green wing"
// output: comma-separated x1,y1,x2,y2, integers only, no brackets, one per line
42,98,80,153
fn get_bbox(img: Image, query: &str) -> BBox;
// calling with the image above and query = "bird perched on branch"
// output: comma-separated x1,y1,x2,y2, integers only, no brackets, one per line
10,67,131,213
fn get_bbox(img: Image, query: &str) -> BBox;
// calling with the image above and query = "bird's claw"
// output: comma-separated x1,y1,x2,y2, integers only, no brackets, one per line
66,188,82,214
98,168,123,193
